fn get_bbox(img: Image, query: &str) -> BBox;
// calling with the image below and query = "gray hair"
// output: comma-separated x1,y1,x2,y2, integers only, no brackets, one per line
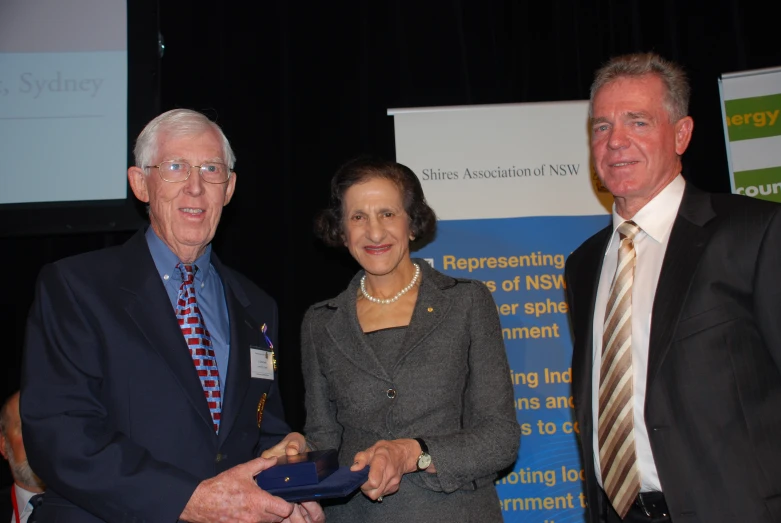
133,109,236,170
589,52,690,122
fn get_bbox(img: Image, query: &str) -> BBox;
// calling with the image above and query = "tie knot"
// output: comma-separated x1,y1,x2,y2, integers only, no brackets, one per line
29,493,44,508
617,220,641,241
177,263,197,283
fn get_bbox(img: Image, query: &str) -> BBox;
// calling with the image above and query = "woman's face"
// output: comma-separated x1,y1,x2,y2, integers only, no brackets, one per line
342,177,413,278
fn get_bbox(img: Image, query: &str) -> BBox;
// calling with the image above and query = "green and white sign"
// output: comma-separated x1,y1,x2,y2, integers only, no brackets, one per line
719,67,781,203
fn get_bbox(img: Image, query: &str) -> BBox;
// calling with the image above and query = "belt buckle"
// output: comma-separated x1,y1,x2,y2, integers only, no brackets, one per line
636,493,653,517
635,493,669,519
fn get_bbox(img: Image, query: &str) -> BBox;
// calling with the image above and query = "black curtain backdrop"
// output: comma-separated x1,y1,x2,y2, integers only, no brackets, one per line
2,1,779,486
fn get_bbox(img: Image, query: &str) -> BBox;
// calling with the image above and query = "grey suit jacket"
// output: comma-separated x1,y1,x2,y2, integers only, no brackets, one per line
300,260,520,522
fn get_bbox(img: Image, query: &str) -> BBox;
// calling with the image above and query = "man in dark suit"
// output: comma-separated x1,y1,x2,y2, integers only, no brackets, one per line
20,109,324,523
565,52,781,523
0,391,45,523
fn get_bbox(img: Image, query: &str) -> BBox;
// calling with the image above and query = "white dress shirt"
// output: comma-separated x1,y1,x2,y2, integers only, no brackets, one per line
591,174,685,492
10,484,38,523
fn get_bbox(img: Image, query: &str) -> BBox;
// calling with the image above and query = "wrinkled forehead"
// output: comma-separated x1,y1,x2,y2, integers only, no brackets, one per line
155,128,226,161
592,76,671,119
343,177,405,206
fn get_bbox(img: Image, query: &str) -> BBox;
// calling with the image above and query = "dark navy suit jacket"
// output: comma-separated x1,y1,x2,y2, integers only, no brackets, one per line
0,485,11,521
20,230,290,522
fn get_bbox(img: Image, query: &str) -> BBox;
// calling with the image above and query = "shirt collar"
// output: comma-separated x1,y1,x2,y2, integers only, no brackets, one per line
145,226,213,284
14,484,37,512
607,174,685,250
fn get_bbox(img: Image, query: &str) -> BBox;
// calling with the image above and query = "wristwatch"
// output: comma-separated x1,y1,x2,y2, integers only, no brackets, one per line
414,437,432,471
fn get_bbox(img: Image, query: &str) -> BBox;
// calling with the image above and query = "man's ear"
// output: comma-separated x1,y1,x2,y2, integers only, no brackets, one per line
0,432,8,461
128,167,150,203
223,171,237,206
674,116,694,156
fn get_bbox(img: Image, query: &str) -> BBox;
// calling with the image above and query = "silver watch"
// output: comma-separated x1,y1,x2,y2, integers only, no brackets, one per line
414,437,432,471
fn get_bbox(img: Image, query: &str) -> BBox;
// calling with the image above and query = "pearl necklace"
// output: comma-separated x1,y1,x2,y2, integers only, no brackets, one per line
360,263,421,305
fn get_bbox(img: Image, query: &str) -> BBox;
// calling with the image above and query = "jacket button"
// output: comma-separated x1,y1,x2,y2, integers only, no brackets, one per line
215,453,223,463
386,388,397,399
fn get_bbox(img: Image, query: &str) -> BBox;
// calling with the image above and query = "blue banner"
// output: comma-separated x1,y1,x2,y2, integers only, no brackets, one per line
416,215,609,522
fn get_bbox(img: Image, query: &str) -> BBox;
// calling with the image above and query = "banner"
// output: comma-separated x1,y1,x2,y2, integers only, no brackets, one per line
718,66,781,202
389,102,611,522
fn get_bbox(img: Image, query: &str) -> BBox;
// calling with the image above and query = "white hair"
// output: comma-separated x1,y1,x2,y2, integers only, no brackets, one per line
133,109,236,170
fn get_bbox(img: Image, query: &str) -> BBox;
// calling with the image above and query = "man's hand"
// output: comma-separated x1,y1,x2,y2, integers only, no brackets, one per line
180,456,294,523
261,432,307,459
282,502,325,523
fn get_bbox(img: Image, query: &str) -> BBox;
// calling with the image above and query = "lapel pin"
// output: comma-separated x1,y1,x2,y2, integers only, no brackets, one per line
427,307,434,312
261,323,277,371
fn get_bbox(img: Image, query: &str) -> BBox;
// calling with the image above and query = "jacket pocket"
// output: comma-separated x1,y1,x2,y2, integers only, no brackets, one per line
674,302,744,341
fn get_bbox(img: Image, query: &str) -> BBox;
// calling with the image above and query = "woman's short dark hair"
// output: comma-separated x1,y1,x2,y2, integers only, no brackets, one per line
314,155,437,248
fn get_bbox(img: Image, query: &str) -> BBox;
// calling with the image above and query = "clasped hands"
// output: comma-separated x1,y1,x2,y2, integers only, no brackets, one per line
260,434,436,506
180,432,324,523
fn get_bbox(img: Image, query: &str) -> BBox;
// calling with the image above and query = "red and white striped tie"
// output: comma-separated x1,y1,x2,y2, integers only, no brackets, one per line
177,263,222,433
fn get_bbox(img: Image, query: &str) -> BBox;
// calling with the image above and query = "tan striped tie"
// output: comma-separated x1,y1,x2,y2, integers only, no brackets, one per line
599,220,642,519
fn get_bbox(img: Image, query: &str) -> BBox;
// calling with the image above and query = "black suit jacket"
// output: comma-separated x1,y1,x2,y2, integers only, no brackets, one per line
565,185,781,523
0,485,11,521
20,230,290,523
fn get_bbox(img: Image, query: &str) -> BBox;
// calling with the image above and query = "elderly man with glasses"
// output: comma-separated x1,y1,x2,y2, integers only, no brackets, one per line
20,109,324,523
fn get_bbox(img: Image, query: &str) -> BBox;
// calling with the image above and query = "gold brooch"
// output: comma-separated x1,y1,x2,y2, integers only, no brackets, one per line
257,393,267,428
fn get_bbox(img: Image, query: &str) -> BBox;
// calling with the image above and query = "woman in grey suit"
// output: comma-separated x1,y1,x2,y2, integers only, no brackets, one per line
299,156,520,522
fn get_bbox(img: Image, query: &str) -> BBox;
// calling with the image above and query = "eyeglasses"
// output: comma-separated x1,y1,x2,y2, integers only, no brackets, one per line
145,160,232,184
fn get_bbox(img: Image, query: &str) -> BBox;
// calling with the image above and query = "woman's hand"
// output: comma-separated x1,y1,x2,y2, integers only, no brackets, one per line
260,432,307,459
282,502,325,523
351,438,432,501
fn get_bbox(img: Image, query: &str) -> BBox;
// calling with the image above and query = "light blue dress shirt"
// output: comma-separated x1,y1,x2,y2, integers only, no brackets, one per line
145,227,230,396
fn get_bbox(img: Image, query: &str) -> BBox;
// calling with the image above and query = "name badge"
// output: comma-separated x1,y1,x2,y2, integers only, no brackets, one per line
250,346,274,380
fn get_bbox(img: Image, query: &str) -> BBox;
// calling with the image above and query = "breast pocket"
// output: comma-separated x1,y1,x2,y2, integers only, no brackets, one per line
674,302,747,341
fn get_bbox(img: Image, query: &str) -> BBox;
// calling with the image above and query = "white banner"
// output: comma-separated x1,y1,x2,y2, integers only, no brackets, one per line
390,102,612,219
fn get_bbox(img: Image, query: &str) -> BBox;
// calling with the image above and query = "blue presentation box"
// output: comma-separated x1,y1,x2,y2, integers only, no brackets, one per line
257,449,339,489
262,466,370,502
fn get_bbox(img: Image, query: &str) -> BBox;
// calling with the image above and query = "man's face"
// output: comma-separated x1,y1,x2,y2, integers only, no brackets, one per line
590,74,693,215
128,129,237,262
0,394,44,490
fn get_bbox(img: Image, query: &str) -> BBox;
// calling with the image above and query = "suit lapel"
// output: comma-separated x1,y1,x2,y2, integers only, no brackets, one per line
323,261,455,379
647,186,716,388
119,231,214,430
324,285,389,381
570,228,610,432
215,262,252,445
397,263,453,368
